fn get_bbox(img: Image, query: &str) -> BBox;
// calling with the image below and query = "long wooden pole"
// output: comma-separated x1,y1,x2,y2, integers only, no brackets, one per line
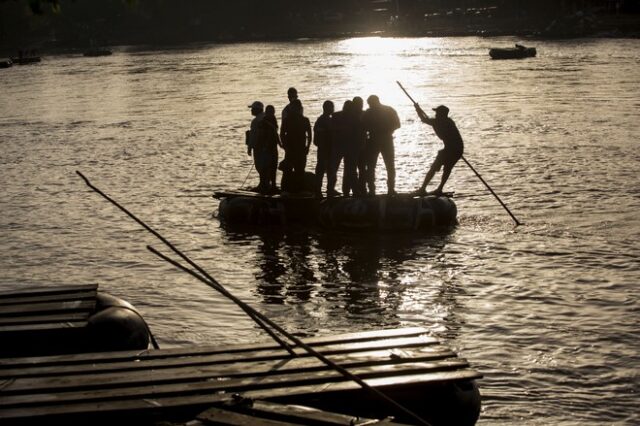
76,171,295,356
396,81,522,226
459,157,522,226
77,171,432,426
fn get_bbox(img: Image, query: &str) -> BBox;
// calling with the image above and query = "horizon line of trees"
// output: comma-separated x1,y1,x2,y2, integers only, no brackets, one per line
2,0,639,49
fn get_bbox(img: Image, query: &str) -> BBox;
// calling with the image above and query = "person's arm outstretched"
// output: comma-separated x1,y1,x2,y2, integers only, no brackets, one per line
415,104,434,126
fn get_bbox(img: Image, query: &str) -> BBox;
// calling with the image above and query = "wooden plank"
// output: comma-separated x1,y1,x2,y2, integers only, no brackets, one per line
0,290,97,306
0,346,456,380
0,321,87,333
0,313,89,326
0,370,481,421
228,400,409,425
198,407,302,426
0,327,434,369
0,284,98,298
0,353,469,394
0,335,444,377
0,300,95,317
0,359,479,407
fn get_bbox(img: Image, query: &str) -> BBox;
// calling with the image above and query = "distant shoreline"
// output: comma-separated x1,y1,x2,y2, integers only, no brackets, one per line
1,14,639,57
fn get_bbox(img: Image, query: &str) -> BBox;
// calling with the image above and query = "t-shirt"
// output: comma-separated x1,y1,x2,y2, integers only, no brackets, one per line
432,117,464,154
313,114,332,149
281,114,311,152
362,105,400,141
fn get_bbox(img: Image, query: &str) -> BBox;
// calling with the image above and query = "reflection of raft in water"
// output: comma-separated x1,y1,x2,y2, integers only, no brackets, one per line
214,189,457,232
0,284,154,358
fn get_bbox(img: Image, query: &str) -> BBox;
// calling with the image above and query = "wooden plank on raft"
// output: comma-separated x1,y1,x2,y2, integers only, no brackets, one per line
197,399,408,425
0,284,98,299
0,300,95,317
0,370,480,422
0,312,89,326
0,353,470,394
0,321,88,333
0,327,434,369
0,357,474,402
0,334,443,377
0,327,482,424
0,290,98,306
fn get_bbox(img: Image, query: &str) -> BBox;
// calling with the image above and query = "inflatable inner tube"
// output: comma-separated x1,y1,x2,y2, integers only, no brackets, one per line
86,293,154,352
318,195,457,232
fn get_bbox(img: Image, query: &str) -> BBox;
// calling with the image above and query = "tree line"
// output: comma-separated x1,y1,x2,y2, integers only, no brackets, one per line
1,0,638,49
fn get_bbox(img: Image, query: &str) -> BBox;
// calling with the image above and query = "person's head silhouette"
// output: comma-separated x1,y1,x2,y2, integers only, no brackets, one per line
287,87,298,102
366,95,380,108
248,101,264,116
433,105,449,118
322,100,334,115
352,96,363,112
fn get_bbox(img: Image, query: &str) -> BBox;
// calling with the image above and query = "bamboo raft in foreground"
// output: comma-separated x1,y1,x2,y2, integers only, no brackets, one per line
0,327,482,425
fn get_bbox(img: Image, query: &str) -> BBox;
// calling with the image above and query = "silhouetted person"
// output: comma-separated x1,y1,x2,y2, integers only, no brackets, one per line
313,100,334,196
328,100,353,197
280,87,300,182
341,97,366,196
246,101,268,192
281,87,298,123
362,95,401,196
351,96,368,196
413,104,464,195
261,105,282,193
280,99,311,192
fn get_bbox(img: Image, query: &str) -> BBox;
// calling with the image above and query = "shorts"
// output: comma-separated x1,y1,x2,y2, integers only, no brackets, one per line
433,149,462,170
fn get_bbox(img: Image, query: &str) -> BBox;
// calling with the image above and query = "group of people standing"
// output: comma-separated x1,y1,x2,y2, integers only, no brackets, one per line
246,87,464,197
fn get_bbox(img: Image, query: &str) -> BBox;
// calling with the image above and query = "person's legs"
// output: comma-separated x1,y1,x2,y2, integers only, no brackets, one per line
380,140,395,194
328,147,342,195
435,153,461,193
365,142,380,195
417,151,445,194
314,145,328,193
268,148,278,190
253,150,268,192
342,152,358,196
356,150,367,196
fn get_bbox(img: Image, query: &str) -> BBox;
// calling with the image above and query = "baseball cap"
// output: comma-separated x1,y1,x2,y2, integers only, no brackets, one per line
433,105,449,115
248,101,264,109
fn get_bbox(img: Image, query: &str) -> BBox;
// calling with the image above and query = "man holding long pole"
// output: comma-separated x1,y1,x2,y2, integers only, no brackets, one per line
398,81,521,225
413,103,464,196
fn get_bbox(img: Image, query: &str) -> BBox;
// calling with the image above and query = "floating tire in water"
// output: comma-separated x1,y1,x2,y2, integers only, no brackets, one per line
318,195,457,232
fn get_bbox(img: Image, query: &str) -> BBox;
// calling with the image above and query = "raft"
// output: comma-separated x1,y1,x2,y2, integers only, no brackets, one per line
214,190,457,232
0,284,153,357
0,327,482,425
489,45,536,60
0,58,12,68
9,56,41,65
83,49,112,57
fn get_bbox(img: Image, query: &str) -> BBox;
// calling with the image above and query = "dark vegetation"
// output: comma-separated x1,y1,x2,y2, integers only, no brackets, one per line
1,0,639,52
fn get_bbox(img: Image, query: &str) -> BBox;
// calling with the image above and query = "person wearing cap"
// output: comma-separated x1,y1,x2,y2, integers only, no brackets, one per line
246,100,268,192
413,104,464,196
362,95,401,196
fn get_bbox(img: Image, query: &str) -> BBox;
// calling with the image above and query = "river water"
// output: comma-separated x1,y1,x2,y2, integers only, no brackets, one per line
0,37,638,425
